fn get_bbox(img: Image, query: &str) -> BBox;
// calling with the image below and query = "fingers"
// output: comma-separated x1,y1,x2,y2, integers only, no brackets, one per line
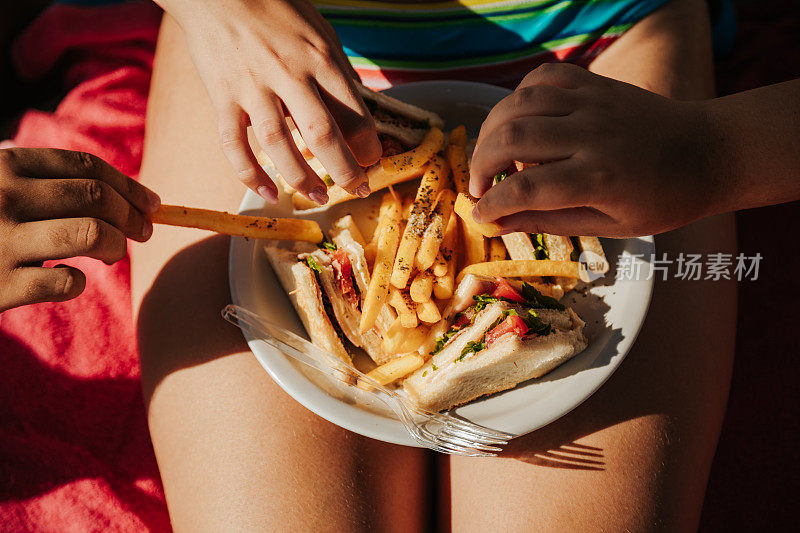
247,93,328,204
517,62,589,90
2,148,161,214
473,160,589,223
218,106,279,203
281,83,370,197
12,218,128,265
1,265,86,311
13,177,153,242
495,207,617,237
470,117,577,197
476,85,578,155
316,68,381,167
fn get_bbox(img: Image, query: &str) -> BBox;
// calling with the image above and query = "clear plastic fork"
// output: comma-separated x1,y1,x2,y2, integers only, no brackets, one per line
222,304,515,456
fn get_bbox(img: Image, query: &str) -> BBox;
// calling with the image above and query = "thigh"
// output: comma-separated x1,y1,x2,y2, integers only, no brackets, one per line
448,1,736,531
132,16,428,532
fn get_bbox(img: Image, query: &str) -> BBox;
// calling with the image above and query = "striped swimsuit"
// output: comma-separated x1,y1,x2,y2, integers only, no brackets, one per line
314,0,675,89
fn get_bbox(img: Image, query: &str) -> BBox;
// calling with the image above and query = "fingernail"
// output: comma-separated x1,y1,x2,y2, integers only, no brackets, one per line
146,190,161,213
142,219,153,240
257,185,278,204
355,183,371,198
309,186,329,205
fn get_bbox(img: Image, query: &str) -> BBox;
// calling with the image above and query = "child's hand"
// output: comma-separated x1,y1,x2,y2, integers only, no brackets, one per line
158,0,381,204
470,63,717,238
0,148,161,312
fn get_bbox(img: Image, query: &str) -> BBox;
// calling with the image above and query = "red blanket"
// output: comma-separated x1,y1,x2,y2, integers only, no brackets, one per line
0,3,170,531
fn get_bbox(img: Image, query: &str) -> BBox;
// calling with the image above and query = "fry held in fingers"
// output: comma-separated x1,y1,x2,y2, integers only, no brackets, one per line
359,192,402,333
292,161,426,210
380,127,445,175
454,193,502,238
151,205,323,242
443,147,488,264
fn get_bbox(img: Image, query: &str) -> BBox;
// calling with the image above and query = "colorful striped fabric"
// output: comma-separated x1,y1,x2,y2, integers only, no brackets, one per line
313,0,673,88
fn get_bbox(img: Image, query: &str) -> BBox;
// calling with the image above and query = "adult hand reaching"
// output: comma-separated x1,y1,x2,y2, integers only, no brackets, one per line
157,0,381,205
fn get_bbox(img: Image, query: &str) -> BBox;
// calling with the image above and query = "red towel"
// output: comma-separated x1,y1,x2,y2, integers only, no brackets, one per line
0,3,170,531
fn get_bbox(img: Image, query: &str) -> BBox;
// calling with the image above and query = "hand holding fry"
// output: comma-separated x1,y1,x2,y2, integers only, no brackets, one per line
0,148,160,312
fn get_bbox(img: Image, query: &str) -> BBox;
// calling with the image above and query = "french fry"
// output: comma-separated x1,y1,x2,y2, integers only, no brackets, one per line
391,156,449,289
433,274,454,301
415,189,456,271
448,125,467,148
292,161,426,210
456,259,586,284
433,214,458,300
489,237,507,261
416,299,442,324
402,196,414,221
461,226,487,267
364,243,377,270
432,251,448,277
443,145,487,266
453,193,502,238
445,144,470,195
358,353,425,389
389,287,418,328
544,234,578,291
577,236,609,274
380,127,445,175
151,205,323,243
359,193,402,333
382,318,429,355
409,270,435,303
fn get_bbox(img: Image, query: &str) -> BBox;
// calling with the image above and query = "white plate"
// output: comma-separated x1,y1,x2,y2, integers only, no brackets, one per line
229,80,655,447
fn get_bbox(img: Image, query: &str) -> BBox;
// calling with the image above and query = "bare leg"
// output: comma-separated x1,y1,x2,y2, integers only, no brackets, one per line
131,16,428,531
449,1,736,530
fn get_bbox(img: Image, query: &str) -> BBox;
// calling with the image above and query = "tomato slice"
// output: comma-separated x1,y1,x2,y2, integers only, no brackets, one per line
486,315,529,346
453,312,472,329
332,250,358,306
492,278,526,303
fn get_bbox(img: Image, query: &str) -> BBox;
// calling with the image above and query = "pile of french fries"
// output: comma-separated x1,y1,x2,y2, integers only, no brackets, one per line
351,126,609,389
